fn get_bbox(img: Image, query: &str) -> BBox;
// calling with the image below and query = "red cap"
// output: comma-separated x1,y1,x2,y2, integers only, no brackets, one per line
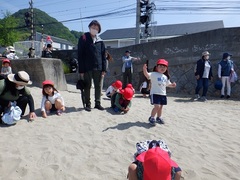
47,36,51,40
2,58,10,64
112,80,122,89
136,147,178,180
157,59,168,67
42,80,54,86
126,83,133,89
119,87,134,100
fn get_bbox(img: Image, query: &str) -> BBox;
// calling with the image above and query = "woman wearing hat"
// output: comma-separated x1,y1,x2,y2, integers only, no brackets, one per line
0,71,37,122
6,46,19,60
194,51,213,101
218,52,235,99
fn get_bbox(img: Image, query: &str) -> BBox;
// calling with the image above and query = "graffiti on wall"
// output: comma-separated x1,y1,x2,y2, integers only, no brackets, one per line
192,44,219,52
164,47,189,54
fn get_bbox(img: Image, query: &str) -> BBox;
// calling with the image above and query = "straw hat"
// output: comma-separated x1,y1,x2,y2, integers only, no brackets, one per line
7,71,32,85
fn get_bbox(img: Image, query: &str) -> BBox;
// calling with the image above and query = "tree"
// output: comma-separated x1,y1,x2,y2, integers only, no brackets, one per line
70,30,83,39
0,11,20,47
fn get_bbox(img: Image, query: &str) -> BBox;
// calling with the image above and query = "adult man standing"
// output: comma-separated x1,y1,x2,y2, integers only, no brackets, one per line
78,20,106,111
122,50,140,88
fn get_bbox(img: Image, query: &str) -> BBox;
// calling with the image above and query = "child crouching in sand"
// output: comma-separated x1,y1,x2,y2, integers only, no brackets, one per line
41,80,65,118
143,59,176,125
105,80,122,98
111,87,134,114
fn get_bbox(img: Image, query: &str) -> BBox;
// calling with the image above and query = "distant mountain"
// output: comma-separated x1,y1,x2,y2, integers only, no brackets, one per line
12,8,82,45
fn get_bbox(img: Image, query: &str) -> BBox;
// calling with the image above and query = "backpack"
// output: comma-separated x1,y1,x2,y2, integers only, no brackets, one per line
2,102,22,125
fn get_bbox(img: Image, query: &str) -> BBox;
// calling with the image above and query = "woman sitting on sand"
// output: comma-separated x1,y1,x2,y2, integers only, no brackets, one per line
0,71,37,122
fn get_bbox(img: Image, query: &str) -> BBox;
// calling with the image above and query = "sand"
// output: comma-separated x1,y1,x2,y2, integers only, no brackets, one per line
0,84,240,180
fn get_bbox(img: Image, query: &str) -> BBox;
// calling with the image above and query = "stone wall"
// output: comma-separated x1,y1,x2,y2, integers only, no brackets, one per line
10,58,67,90
105,27,240,98
52,27,240,98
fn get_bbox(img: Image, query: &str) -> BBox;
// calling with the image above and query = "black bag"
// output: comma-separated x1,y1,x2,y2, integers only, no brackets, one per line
76,79,85,90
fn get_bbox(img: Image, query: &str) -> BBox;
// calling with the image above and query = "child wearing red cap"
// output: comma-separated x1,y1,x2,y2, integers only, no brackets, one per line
41,80,65,117
1,59,12,78
127,140,182,180
143,59,176,125
111,87,134,113
126,83,135,95
105,80,122,98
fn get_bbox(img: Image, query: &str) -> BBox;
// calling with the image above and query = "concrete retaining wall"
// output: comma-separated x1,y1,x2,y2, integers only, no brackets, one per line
10,58,67,90
105,27,240,98
52,27,240,98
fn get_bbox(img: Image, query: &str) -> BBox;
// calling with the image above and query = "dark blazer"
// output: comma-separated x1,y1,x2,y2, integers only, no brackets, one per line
195,58,213,80
77,32,106,73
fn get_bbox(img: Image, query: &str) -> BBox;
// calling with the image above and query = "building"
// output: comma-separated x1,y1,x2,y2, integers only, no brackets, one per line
35,32,74,50
100,20,224,48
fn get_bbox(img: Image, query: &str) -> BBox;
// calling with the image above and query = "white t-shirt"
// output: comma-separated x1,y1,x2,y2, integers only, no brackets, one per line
148,72,171,95
140,81,147,91
105,85,115,97
202,61,211,78
41,92,64,112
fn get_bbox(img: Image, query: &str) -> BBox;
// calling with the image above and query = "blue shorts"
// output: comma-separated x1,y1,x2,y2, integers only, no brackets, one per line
150,94,167,105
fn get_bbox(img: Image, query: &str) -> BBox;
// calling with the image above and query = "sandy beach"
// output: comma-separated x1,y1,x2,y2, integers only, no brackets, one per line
0,84,240,180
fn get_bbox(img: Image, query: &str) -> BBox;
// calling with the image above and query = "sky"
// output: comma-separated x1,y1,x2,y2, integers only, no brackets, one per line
1,0,240,34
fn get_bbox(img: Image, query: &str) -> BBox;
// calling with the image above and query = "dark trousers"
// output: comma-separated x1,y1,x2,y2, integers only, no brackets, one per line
141,88,150,95
0,96,28,116
16,96,28,115
111,93,117,108
123,68,132,88
83,70,102,106
195,78,209,96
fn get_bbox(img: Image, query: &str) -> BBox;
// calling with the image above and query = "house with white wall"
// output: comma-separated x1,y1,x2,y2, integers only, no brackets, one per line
100,20,224,48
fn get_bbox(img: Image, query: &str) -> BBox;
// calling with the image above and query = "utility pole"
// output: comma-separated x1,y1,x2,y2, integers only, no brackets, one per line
135,0,141,44
29,0,34,48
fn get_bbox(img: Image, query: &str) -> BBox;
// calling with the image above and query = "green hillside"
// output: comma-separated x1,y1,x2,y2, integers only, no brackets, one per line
11,8,82,45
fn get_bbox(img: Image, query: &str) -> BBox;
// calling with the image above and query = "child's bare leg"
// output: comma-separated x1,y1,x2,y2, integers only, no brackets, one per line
55,99,64,110
127,163,138,180
55,99,65,115
42,101,52,118
174,171,182,180
151,104,160,117
157,105,163,117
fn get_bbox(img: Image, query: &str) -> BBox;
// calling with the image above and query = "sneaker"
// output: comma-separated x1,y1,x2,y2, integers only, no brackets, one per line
201,96,207,101
156,117,165,124
113,107,119,112
193,94,200,101
85,104,91,112
56,110,62,116
226,95,230,99
220,95,224,98
94,104,104,110
148,117,156,126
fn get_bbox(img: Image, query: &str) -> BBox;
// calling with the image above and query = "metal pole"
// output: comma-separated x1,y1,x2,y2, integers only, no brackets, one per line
30,0,34,48
41,25,44,51
135,0,140,44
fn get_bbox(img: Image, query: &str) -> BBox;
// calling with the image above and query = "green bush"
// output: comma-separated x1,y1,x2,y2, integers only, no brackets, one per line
62,62,71,74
